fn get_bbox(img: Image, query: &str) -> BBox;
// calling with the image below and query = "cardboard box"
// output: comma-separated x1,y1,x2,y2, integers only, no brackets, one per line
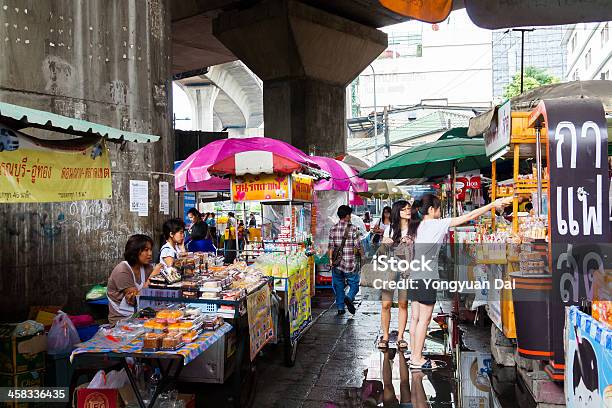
0,370,44,407
0,325,46,374
178,393,196,408
0,369,45,388
77,389,120,408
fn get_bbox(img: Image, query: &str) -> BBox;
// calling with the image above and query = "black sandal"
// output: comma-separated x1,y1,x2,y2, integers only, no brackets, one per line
397,339,409,351
410,358,438,371
377,338,389,350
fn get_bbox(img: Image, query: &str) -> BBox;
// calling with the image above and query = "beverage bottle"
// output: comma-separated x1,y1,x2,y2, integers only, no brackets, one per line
148,368,161,403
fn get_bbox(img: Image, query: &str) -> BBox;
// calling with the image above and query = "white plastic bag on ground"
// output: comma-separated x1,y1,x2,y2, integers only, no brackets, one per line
87,369,129,389
105,369,129,389
88,370,107,388
47,311,80,354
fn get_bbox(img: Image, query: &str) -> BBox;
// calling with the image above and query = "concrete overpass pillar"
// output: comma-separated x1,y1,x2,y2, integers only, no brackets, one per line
182,84,219,131
213,0,387,156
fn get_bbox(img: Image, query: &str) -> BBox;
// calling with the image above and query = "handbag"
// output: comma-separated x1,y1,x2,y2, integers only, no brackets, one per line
394,238,414,279
331,223,352,267
371,220,382,244
359,244,399,288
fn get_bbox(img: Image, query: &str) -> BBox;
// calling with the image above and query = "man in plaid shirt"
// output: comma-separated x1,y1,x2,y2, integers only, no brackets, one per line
327,205,364,315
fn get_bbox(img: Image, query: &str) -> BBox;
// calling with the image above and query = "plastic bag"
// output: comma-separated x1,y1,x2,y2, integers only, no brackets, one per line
87,369,128,389
47,311,80,354
85,285,107,300
105,369,128,389
14,320,44,337
88,370,107,388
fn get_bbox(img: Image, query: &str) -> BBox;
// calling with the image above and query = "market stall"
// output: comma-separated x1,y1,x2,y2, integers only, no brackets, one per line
70,319,233,408
468,93,611,382
226,171,316,367
176,136,328,367
71,253,272,407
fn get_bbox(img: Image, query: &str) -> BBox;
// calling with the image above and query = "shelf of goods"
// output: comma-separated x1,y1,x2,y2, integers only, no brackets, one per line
483,112,552,342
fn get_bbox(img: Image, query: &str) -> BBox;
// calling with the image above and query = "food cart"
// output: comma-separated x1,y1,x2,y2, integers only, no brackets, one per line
230,172,316,367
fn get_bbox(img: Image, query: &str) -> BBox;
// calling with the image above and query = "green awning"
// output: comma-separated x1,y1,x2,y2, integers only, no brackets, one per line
0,101,159,143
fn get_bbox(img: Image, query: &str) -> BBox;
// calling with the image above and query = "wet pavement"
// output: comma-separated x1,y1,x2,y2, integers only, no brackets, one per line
184,287,529,407
253,288,457,408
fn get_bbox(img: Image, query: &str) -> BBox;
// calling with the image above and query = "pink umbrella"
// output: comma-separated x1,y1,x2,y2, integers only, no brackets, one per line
175,137,320,190
349,191,365,206
310,156,368,192
174,159,229,192
175,178,230,192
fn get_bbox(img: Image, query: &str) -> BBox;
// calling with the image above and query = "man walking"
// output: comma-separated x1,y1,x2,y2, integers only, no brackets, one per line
328,205,364,315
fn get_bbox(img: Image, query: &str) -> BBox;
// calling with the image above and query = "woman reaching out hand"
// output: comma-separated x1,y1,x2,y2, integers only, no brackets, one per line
407,194,513,370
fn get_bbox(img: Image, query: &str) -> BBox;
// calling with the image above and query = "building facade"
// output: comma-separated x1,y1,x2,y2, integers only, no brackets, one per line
563,22,611,81
492,28,567,100
351,9,493,118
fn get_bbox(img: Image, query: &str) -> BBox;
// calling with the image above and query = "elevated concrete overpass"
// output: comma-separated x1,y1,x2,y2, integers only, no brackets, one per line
176,61,263,133
171,0,404,155
171,0,612,155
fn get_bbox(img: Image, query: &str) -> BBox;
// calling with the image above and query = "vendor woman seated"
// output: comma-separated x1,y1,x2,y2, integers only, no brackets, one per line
160,218,186,266
107,234,162,325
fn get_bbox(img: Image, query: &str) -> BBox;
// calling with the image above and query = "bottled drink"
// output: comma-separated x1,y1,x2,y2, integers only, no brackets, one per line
148,368,161,403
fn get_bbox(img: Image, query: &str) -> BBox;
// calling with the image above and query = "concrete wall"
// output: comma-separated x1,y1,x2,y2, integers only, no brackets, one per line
0,0,173,320
264,78,347,155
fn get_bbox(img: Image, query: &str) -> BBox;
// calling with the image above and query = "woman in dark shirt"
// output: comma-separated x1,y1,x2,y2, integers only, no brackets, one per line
187,208,208,241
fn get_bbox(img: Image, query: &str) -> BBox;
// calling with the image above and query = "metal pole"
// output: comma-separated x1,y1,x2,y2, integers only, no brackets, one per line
512,28,534,94
491,160,497,230
383,106,391,158
535,125,543,217
451,162,457,217
369,64,378,163
520,30,525,93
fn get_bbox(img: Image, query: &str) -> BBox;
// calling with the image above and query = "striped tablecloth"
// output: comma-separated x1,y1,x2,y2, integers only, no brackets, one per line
71,322,232,365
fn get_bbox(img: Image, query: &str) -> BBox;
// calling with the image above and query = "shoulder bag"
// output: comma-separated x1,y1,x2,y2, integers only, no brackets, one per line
331,223,351,268
359,244,399,288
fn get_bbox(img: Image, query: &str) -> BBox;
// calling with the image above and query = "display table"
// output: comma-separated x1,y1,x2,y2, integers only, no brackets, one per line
70,323,232,408
139,279,273,406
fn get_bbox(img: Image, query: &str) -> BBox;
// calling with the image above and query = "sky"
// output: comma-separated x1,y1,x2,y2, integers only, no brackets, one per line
172,83,192,130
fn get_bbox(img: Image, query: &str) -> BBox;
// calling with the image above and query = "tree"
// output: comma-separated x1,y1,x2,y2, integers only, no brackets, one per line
503,66,559,99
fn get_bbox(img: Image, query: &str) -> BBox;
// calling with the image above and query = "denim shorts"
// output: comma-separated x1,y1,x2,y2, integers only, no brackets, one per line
406,279,436,305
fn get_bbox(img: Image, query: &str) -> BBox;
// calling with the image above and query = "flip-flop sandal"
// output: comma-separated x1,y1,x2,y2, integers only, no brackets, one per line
409,358,439,371
397,339,409,351
377,338,389,350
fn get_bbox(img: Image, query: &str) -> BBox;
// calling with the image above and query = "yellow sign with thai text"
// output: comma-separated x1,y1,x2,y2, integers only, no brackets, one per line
231,173,290,202
0,127,112,203
246,284,275,361
287,263,312,343
291,174,313,202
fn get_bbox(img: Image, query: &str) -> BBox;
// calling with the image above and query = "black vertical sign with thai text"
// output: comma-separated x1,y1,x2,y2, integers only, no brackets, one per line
545,98,611,367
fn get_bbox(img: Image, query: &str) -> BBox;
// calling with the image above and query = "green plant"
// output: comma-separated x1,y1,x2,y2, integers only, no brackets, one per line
503,66,559,98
